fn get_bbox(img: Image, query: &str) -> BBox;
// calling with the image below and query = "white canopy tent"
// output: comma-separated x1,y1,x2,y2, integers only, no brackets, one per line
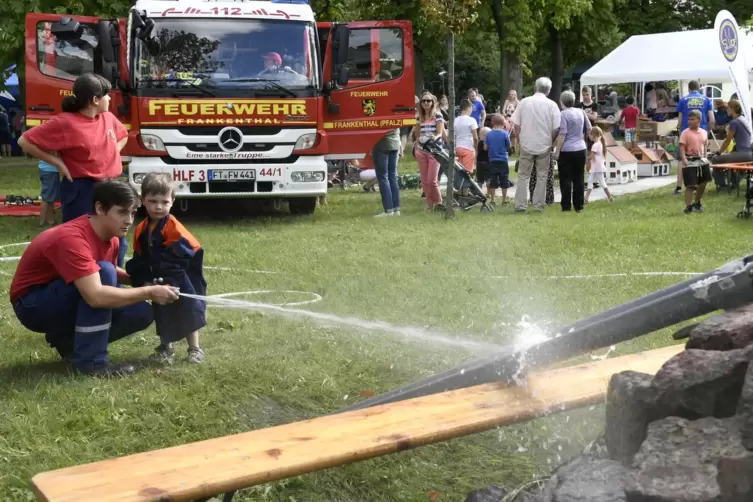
580,29,753,87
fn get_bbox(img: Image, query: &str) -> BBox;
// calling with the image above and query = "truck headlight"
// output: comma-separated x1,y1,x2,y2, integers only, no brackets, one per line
291,171,325,182
293,133,318,151
133,173,146,184
140,134,166,152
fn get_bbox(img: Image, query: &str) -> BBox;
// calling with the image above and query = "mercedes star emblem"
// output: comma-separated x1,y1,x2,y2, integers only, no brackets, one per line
218,127,243,153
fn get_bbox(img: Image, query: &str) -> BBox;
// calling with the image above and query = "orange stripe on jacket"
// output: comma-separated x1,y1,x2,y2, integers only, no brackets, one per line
132,219,148,256
161,216,201,251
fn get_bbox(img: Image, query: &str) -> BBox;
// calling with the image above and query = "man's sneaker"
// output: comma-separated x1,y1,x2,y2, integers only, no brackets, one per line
683,205,693,214
693,202,704,213
76,362,136,378
374,212,393,218
187,347,204,364
150,343,175,364
673,187,682,195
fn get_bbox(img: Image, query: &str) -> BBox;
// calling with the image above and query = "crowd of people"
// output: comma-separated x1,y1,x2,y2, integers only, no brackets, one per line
364,76,752,217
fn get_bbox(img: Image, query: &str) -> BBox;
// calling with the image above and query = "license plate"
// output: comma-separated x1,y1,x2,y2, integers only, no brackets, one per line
208,169,255,181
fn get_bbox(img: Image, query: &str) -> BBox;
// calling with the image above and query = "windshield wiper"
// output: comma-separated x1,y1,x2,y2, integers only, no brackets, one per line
139,78,216,97
222,78,298,98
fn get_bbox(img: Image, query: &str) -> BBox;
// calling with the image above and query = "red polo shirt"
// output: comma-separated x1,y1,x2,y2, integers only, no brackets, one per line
10,216,119,304
22,111,127,180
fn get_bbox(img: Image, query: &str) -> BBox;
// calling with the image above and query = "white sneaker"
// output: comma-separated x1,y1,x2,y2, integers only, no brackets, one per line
374,212,393,218
393,210,401,216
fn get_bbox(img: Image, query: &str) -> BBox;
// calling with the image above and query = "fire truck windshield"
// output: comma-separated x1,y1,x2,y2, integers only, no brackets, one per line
133,18,319,95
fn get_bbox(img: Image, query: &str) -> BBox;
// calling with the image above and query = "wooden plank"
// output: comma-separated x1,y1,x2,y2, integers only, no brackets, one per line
31,344,684,502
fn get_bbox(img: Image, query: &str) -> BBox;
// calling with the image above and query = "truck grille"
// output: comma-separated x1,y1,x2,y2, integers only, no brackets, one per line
183,143,288,152
160,155,299,165
176,126,283,136
189,181,275,194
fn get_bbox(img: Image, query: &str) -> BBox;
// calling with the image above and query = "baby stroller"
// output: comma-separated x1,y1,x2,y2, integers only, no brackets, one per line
420,138,493,212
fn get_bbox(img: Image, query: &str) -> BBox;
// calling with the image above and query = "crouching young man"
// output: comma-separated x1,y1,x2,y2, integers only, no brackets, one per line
9,180,180,377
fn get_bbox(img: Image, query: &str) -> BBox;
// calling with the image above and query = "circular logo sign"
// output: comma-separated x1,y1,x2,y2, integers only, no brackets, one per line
218,127,243,153
719,19,738,62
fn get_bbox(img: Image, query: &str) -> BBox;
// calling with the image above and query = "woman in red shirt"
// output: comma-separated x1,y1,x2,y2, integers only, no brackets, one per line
19,73,130,263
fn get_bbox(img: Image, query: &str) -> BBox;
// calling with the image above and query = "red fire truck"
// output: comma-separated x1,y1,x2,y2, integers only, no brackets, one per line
24,0,415,214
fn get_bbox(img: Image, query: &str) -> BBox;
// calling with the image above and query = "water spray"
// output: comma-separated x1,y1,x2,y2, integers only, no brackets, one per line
337,254,753,412
178,292,504,353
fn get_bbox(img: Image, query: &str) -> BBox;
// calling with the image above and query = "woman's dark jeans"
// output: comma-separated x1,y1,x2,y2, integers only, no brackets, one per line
372,148,400,213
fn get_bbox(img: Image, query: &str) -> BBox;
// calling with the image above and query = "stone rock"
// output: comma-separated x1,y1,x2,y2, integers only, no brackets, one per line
628,416,753,501
531,456,630,502
686,305,753,351
672,322,699,340
605,371,654,465
465,485,507,502
737,361,753,449
717,455,753,502
650,347,752,419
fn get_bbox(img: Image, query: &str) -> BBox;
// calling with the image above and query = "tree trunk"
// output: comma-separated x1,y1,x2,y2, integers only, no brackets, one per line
491,0,505,110
444,32,455,220
549,22,563,105
414,48,426,97
506,51,523,96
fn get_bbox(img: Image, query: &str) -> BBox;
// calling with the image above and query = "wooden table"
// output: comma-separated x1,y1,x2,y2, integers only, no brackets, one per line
712,162,753,218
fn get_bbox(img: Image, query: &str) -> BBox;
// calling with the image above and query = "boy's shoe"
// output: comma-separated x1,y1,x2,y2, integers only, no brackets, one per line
374,212,393,218
683,205,693,214
673,187,682,195
187,347,205,364
393,210,401,216
150,343,175,364
692,202,704,213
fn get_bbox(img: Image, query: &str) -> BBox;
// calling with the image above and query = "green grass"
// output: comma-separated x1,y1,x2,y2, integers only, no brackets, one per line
0,157,750,501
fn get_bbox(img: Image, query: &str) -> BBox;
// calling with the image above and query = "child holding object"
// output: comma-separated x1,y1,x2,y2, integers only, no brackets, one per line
679,109,711,214
585,127,614,203
125,173,207,364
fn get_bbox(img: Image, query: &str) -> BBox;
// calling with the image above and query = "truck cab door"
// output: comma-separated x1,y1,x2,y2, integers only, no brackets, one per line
321,21,415,160
24,13,123,129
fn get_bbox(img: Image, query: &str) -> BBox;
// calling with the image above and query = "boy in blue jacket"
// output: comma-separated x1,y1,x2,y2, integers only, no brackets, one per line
126,172,207,363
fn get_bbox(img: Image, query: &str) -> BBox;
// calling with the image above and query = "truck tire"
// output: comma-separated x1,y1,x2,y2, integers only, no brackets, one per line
288,197,317,215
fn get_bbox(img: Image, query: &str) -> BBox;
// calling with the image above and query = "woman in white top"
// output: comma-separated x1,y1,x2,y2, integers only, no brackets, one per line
501,89,519,153
585,126,614,203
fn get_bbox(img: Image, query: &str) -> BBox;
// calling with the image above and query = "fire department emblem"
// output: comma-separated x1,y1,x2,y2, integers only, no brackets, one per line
362,99,376,117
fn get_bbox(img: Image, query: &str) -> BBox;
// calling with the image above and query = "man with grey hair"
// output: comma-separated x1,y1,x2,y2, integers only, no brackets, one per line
510,77,561,212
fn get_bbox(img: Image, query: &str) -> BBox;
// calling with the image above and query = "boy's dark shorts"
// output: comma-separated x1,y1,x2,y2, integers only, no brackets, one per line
476,161,489,184
400,126,413,137
487,161,510,189
682,163,712,188
39,172,60,203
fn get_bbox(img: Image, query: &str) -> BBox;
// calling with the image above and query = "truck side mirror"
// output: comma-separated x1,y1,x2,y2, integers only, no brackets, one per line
336,66,349,87
96,20,120,85
51,18,82,41
139,19,155,41
332,24,349,67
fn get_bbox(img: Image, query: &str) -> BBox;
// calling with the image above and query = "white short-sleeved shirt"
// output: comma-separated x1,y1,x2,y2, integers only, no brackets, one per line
454,115,478,152
510,93,561,155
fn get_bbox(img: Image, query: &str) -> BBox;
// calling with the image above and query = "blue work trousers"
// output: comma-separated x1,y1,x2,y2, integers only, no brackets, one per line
13,261,153,372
